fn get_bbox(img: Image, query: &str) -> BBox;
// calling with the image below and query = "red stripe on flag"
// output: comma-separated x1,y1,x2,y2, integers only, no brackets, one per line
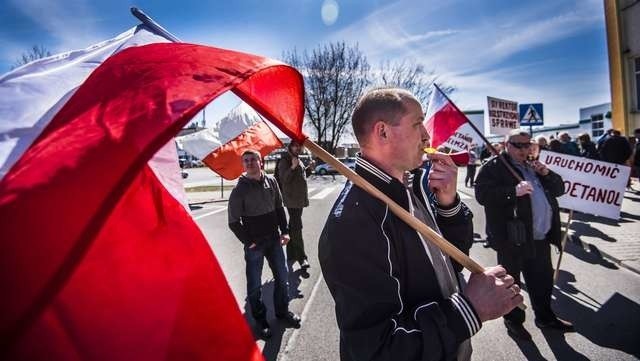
203,121,283,180
11,166,262,360
424,102,468,149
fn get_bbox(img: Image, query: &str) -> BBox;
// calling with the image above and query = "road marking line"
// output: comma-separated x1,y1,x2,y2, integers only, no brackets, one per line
193,207,227,220
279,274,325,361
310,186,338,200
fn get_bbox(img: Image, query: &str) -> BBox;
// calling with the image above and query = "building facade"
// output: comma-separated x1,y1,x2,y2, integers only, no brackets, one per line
579,103,613,138
605,0,640,134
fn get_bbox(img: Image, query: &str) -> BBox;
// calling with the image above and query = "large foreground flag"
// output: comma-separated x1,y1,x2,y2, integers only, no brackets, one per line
0,25,304,360
424,86,468,149
176,102,283,180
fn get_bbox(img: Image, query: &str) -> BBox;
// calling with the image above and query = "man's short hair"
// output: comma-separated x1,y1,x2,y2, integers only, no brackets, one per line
351,87,417,145
505,129,531,141
288,140,302,150
577,133,591,142
241,149,261,159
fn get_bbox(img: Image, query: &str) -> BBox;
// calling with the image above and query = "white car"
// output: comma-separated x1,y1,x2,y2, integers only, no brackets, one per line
314,157,356,175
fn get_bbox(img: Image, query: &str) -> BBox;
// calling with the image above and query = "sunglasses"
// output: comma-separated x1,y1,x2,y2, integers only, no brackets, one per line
508,141,532,149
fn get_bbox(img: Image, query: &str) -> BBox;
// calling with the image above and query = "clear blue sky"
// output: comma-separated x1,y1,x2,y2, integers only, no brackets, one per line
1,0,610,129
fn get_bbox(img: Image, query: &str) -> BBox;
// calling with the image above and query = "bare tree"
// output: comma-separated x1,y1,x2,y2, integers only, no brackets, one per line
375,60,454,107
12,45,52,70
285,42,370,153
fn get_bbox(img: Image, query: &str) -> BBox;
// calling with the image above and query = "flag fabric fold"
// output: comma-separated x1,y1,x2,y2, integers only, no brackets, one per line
424,86,468,149
0,26,304,360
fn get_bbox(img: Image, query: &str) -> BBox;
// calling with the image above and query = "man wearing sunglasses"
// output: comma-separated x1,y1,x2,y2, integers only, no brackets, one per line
475,130,574,341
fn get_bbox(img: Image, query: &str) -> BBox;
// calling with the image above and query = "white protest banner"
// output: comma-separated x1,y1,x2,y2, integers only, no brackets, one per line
540,150,630,219
442,111,484,152
487,96,518,135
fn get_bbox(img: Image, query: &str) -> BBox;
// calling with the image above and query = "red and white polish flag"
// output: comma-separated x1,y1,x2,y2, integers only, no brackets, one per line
424,86,469,149
0,24,304,360
176,102,283,180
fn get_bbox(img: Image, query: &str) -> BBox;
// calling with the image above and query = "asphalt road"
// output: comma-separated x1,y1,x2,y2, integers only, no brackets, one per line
191,173,640,361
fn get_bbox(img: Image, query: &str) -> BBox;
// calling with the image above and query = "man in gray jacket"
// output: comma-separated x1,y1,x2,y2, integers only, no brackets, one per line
277,141,311,272
228,150,301,339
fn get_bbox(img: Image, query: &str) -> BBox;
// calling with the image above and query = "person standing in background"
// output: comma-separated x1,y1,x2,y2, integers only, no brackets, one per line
475,130,573,341
465,147,478,187
228,150,301,339
276,141,311,273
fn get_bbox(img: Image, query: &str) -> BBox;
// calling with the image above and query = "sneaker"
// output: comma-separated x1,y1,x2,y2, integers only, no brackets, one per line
300,259,311,271
535,317,574,332
257,319,272,339
504,319,532,341
277,311,301,328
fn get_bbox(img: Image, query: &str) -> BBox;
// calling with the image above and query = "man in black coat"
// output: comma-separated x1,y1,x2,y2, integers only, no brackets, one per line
276,141,311,272
475,130,574,341
319,88,522,361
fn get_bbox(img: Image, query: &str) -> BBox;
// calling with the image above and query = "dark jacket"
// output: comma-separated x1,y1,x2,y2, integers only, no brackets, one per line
599,135,632,165
579,141,598,160
319,156,479,361
276,152,309,208
474,153,564,258
228,174,288,245
559,141,580,156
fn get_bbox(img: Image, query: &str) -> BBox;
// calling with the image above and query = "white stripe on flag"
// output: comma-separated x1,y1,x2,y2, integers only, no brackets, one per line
424,86,448,122
0,26,171,181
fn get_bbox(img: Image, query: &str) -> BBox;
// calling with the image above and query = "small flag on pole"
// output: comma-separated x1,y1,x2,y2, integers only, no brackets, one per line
424,86,468,149
176,102,283,180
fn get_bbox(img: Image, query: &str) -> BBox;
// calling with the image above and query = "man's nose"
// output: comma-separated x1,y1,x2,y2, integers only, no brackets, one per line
420,124,430,142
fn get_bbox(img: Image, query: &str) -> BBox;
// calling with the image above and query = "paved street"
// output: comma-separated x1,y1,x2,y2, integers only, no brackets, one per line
187,169,640,361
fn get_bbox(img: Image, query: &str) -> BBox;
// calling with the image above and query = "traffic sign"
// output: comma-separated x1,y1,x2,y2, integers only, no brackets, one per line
519,103,543,126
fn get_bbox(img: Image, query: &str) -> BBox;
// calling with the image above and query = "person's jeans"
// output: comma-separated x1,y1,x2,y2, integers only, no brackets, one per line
244,233,290,321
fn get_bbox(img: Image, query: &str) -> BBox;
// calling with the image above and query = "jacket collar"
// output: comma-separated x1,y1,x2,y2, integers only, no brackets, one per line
355,155,409,205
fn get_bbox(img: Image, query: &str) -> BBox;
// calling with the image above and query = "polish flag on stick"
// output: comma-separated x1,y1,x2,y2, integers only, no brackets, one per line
424,84,469,149
424,84,523,180
176,102,283,180
0,23,303,360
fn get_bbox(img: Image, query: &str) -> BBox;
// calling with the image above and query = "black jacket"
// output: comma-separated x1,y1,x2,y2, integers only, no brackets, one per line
599,135,632,164
319,156,480,361
276,152,310,208
227,174,288,245
474,153,564,257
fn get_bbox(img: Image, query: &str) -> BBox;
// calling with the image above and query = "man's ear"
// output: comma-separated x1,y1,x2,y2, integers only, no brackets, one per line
373,121,387,140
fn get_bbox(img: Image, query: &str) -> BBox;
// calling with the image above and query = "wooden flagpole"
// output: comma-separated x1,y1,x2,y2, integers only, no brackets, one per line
553,210,574,284
304,140,484,271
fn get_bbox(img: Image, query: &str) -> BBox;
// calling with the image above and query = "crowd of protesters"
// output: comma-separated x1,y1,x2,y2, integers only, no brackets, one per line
476,128,640,189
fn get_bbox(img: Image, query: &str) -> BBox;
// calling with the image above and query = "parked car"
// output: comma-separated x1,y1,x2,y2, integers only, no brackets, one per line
179,155,204,168
314,157,356,175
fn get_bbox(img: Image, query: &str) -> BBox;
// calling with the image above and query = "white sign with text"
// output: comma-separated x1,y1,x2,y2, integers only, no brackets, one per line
540,150,630,219
487,96,519,136
442,112,485,152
